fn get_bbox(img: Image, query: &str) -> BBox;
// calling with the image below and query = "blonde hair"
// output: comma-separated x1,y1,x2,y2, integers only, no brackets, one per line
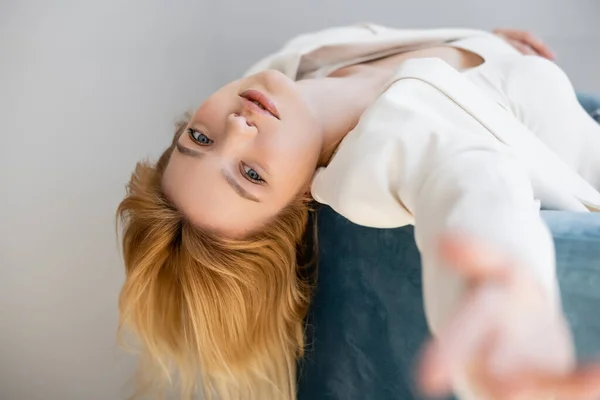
117,119,316,399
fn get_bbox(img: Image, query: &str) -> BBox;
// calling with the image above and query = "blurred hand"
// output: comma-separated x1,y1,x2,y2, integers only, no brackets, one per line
417,235,600,400
494,29,556,60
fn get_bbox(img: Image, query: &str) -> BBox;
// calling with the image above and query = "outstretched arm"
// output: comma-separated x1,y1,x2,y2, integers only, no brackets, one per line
408,126,600,399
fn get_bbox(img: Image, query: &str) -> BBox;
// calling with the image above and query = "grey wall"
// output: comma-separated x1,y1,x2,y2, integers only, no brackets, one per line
1,0,599,399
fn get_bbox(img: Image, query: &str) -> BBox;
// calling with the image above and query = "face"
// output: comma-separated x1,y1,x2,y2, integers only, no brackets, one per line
162,70,322,237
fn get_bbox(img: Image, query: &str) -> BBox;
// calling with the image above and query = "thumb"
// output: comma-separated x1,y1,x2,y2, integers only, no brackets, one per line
439,234,513,282
417,284,498,397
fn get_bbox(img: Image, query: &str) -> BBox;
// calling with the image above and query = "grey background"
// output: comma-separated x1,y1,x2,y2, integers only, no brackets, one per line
1,0,599,399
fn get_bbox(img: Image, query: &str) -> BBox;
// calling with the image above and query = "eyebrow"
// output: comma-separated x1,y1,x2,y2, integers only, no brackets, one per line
177,141,211,157
221,170,260,203
175,142,260,203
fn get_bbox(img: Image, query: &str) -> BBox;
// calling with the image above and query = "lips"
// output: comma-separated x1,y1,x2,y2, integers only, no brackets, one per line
240,90,280,120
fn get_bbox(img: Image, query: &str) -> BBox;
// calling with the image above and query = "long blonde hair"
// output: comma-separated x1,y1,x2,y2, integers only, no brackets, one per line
117,119,315,399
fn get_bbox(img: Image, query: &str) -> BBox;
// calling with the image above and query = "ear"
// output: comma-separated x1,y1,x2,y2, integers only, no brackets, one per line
302,179,316,203
302,190,314,204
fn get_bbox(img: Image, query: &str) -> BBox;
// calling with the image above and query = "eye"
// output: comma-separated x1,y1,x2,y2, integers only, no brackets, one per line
188,128,213,145
241,163,265,184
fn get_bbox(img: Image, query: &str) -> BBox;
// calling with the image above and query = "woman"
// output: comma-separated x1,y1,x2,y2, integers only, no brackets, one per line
117,24,600,399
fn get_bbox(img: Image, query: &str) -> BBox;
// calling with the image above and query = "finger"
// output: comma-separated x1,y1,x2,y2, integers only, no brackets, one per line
492,28,510,36
497,29,556,59
491,363,600,400
461,334,506,400
508,39,537,56
532,364,600,399
438,234,513,282
417,287,498,396
516,32,555,60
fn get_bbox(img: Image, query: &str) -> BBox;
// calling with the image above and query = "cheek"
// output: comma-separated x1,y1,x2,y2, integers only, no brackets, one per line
277,114,322,152
269,140,320,185
197,97,229,120
289,127,322,163
195,80,242,118
264,125,320,160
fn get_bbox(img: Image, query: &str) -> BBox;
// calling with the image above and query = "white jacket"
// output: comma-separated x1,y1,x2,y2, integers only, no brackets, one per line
246,24,600,398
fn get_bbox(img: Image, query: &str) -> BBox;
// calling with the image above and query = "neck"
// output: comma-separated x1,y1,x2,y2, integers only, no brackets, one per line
296,68,391,165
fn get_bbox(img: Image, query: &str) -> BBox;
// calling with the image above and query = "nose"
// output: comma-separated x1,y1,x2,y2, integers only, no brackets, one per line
220,113,257,155
227,112,257,137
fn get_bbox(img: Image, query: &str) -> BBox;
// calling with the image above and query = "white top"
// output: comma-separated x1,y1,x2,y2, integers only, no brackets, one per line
245,24,600,398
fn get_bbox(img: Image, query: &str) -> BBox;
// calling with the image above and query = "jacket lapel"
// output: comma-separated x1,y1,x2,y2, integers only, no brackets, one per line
244,25,491,78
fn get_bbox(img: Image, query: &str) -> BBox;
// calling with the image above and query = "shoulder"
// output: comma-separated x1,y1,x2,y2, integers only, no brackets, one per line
310,66,451,228
243,24,379,77
244,24,492,77
311,60,510,228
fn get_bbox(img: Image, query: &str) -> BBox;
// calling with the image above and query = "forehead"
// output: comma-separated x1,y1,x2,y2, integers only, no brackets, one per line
161,147,273,237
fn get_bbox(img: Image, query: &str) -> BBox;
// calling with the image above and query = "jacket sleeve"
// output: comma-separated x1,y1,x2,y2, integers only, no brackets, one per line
410,138,559,335
311,75,560,336
401,119,562,400
357,78,562,334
